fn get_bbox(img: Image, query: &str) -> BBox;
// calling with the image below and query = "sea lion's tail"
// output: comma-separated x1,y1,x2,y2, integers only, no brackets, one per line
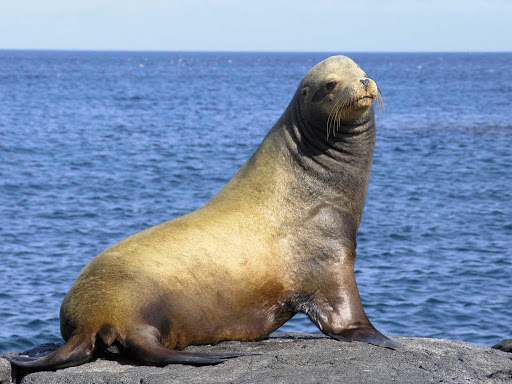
4,333,94,372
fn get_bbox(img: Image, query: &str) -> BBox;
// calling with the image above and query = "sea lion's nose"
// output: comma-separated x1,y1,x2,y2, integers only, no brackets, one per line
360,79,370,91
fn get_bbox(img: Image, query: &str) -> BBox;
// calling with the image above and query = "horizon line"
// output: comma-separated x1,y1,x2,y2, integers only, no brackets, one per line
1,48,511,54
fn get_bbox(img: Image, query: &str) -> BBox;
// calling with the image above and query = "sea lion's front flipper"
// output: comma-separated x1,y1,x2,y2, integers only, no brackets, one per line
125,329,244,366
327,324,404,350
305,259,404,351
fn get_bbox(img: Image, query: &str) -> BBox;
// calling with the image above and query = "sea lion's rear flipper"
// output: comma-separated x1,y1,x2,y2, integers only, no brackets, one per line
125,331,243,366
4,334,94,371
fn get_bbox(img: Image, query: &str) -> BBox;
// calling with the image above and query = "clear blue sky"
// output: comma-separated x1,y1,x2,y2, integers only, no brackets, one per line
1,0,511,51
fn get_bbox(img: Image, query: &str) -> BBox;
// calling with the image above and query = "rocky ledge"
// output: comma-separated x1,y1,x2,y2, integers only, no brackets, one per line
2,334,512,384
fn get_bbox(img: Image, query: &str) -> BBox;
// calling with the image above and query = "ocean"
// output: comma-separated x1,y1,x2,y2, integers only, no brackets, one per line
0,51,510,353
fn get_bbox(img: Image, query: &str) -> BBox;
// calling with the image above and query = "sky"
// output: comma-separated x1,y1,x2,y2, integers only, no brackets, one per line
1,0,511,52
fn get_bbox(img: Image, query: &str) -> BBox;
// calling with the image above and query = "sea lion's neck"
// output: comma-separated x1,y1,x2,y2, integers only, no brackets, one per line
287,94,376,173
277,97,376,248
206,98,375,249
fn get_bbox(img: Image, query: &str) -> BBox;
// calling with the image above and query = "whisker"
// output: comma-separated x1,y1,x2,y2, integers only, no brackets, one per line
326,103,335,139
326,98,344,139
335,102,343,136
326,104,336,139
376,86,385,115
332,99,346,138
330,98,346,138
336,99,349,135
332,103,341,137
335,105,341,136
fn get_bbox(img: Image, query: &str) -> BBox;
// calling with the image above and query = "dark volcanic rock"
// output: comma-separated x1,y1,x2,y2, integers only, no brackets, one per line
2,334,512,383
494,340,512,353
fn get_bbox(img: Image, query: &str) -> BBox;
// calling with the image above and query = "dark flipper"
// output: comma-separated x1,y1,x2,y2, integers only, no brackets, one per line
306,256,405,351
125,331,244,366
4,334,94,371
328,325,404,351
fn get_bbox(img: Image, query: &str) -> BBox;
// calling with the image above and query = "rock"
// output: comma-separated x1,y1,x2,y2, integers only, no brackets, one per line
493,340,512,353
0,355,11,384
2,333,512,383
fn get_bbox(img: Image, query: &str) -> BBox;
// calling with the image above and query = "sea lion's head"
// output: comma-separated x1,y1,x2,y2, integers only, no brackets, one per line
298,56,379,138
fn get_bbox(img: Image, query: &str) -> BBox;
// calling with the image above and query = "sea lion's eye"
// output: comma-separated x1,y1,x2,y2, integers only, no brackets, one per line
325,81,337,91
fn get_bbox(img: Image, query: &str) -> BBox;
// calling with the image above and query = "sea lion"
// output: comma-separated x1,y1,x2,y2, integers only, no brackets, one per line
6,55,399,372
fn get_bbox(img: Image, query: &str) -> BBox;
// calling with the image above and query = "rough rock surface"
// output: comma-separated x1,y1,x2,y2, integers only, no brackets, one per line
0,356,11,384
2,334,512,383
494,340,512,354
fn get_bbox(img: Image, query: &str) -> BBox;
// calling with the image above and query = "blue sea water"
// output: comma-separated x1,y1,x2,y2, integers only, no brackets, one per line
0,51,511,354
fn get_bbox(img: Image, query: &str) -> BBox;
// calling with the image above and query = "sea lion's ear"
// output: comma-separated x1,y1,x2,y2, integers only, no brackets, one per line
301,86,309,97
